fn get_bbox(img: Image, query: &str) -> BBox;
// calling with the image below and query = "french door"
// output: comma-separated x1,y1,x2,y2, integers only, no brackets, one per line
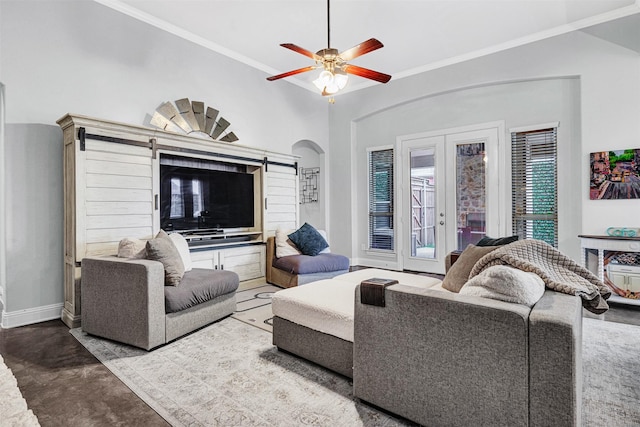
397,123,503,274
399,135,446,273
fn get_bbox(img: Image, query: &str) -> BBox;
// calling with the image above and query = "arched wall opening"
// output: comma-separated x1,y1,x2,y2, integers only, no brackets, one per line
292,139,327,232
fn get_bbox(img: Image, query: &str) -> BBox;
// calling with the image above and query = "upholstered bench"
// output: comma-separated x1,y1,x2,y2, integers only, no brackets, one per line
271,269,442,377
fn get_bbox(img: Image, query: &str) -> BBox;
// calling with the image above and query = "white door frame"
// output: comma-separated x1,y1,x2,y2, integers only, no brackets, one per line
396,121,506,273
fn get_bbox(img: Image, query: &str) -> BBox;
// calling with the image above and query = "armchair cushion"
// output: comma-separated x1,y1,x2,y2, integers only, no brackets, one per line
441,244,498,292
168,232,192,272
273,253,350,275
146,234,185,286
164,269,239,313
275,227,303,258
288,223,329,256
117,237,147,259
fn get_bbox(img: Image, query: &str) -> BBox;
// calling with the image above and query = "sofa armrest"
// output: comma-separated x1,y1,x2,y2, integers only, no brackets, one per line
353,284,532,427
529,290,582,427
81,256,166,350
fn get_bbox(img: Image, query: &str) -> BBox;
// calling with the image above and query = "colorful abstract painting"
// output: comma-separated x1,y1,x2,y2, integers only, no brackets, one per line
590,148,640,199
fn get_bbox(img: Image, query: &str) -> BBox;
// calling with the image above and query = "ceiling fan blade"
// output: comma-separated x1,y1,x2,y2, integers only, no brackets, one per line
339,38,384,61
343,64,391,84
267,66,316,81
280,43,321,61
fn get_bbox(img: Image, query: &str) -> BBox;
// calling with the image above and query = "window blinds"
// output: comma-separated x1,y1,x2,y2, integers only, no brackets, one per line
511,128,558,247
368,148,394,251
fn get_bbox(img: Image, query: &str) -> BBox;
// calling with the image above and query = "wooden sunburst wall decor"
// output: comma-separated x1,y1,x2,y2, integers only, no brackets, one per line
150,98,239,142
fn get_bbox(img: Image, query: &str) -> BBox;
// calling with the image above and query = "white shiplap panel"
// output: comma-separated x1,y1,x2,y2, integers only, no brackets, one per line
85,188,152,202
86,174,152,189
267,176,296,190
86,227,153,243
86,139,151,157
86,201,152,216
86,215,152,229
265,203,296,214
85,242,120,257
86,150,152,166
266,195,296,206
86,159,152,178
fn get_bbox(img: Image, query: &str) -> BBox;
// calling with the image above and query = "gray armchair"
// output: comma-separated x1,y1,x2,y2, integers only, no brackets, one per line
81,256,238,350
353,284,582,426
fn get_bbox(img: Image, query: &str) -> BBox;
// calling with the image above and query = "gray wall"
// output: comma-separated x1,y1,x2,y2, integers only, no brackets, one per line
328,30,640,263
4,124,63,312
0,0,328,325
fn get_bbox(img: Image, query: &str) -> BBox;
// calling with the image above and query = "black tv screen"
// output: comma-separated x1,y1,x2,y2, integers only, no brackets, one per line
160,165,254,231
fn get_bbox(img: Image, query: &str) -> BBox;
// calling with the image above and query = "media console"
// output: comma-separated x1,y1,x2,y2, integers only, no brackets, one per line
57,114,299,328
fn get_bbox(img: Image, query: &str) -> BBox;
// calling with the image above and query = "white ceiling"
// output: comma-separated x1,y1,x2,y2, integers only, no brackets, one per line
98,0,640,94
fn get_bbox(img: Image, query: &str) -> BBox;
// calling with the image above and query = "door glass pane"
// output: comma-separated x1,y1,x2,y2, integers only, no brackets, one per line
410,148,436,259
456,143,486,250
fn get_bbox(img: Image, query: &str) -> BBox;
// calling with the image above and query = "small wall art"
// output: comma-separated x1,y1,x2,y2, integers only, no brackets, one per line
590,148,640,200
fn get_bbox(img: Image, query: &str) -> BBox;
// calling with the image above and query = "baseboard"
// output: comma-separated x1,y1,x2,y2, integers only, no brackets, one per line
1,302,64,328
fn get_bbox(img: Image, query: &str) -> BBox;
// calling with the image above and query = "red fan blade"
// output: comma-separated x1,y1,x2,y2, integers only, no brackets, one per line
339,38,384,61
343,64,391,83
280,43,320,61
267,66,316,81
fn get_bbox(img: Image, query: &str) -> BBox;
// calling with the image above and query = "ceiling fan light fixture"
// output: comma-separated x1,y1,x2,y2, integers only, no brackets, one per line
334,69,348,90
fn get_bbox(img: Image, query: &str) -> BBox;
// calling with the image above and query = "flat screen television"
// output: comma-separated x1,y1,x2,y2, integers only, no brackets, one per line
160,164,254,232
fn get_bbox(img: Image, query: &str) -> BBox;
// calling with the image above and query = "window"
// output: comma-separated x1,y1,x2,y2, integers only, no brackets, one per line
368,148,394,251
511,127,558,247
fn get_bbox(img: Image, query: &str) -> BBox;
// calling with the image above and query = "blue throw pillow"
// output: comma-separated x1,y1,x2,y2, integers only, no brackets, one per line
288,223,329,256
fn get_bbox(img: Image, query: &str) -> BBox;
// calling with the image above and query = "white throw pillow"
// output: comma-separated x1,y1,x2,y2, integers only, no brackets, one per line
117,237,147,259
169,232,192,272
275,227,302,258
459,265,545,307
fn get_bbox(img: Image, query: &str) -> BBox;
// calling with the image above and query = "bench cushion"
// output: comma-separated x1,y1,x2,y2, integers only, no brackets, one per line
164,269,239,313
273,253,349,275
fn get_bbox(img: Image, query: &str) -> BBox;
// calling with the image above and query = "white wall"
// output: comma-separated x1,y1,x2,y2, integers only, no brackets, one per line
0,0,327,325
353,78,580,267
328,30,640,266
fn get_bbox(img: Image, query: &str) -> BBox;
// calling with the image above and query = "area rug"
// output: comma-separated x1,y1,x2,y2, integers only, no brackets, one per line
70,318,410,426
0,354,41,426
231,283,280,332
70,317,640,426
582,317,640,426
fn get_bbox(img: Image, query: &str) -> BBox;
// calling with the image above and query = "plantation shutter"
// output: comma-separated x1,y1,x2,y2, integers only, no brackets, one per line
368,148,394,251
511,128,558,247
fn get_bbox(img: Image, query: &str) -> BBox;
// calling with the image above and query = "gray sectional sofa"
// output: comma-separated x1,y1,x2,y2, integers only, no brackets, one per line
272,267,583,426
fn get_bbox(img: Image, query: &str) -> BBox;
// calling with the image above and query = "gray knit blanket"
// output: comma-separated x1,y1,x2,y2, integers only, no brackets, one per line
469,239,610,314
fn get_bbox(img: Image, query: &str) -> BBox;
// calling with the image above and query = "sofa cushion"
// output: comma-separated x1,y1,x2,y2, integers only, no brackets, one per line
146,231,185,286
117,237,147,259
459,265,545,307
164,269,239,313
288,223,329,256
274,253,349,275
442,244,498,292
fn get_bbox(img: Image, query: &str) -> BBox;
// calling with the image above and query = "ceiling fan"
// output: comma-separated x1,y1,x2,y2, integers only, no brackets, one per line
266,0,391,97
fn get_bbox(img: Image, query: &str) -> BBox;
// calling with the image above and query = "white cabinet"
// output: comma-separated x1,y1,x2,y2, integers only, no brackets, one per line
58,114,297,328
608,264,640,294
190,245,266,282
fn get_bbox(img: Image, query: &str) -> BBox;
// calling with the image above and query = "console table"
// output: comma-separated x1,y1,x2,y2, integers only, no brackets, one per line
579,234,640,306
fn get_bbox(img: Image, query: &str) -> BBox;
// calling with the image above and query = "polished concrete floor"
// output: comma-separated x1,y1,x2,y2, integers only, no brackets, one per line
1,287,640,426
